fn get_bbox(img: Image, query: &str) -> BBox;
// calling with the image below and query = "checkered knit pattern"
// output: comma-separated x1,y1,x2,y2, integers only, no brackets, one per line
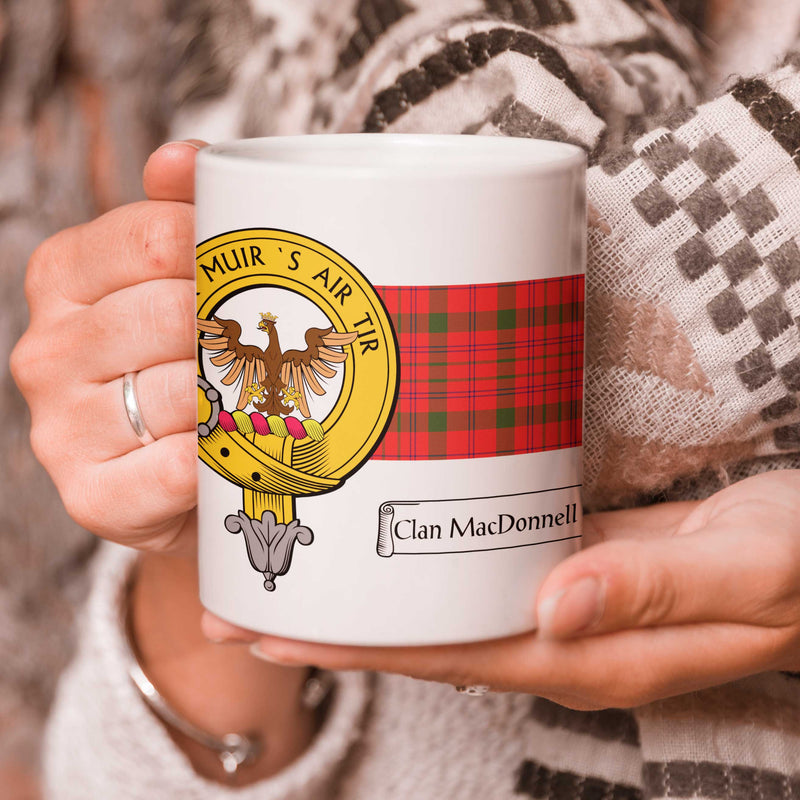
36,4,800,800
372,277,584,460
588,60,800,494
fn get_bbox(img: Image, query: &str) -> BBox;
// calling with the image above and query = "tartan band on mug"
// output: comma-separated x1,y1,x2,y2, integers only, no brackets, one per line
372,275,584,461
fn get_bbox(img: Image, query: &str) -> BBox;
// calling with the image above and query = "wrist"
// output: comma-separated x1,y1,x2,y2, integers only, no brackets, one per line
130,550,318,785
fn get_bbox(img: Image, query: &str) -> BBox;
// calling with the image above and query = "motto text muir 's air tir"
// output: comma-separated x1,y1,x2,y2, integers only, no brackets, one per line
196,135,585,646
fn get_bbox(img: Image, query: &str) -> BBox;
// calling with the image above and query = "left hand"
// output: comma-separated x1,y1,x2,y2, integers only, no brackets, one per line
204,470,800,710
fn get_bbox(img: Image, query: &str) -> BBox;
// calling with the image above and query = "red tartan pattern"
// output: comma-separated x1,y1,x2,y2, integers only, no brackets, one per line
371,275,584,460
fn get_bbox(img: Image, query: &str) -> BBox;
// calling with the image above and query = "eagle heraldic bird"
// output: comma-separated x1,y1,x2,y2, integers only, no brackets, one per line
197,312,358,418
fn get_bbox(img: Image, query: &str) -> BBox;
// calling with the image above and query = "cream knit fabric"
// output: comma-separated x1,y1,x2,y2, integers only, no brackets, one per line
39,1,800,798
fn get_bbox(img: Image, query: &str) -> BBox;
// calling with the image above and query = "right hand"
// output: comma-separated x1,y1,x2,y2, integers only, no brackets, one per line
11,141,203,556
12,143,322,781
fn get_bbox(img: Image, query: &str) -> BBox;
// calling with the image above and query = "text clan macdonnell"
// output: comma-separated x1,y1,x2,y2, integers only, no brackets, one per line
394,503,578,541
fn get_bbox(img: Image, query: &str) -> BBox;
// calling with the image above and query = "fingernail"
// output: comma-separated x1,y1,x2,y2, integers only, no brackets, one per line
205,633,249,645
156,139,202,151
249,642,304,666
537,576,605,638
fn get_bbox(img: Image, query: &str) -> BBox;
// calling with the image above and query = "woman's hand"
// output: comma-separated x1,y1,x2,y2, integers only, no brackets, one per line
10,141,202,555
12,144,320,783
214,470,800,710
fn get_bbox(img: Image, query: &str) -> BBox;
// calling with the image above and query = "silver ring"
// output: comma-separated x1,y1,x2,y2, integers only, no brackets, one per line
455,685,490,697
123,372,156,446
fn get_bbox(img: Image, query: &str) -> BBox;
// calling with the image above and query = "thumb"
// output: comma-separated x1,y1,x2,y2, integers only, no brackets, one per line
534,524,799,639
143,139,208,203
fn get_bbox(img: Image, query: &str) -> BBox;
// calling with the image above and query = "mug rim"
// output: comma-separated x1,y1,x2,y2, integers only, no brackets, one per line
198,133,586,177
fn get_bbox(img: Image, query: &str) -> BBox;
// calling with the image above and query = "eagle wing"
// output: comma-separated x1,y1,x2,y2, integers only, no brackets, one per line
280,327,358,418
197,316,266,411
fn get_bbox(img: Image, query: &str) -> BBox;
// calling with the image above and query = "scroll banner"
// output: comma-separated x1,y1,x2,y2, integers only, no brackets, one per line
377,485,581,557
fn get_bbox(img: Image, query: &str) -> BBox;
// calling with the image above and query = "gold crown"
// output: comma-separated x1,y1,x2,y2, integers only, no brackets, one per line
260,312,278,322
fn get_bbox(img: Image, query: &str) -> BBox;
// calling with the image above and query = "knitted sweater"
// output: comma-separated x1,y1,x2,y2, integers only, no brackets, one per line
39,1,800,798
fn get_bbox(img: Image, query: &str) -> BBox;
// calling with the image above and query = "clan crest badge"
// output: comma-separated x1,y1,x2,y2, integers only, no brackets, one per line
196,229,398,590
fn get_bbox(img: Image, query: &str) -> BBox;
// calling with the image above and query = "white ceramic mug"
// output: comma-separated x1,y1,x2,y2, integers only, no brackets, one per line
196,134,585,645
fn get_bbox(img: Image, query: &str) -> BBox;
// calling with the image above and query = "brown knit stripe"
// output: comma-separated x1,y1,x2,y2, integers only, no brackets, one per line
643,761,800,800
670,0,706,29
485,94,586,150
597,35,702,90
530,698,640,746
362,27,602,134
336,0,414,72
590,432,757,504
484,0,576,28
586,293,713,394
643,684,800,734
731,78,800,169
515,760,643,799
633,453,800,504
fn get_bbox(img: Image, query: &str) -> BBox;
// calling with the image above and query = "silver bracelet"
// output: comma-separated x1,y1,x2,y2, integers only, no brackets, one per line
120,576,333,776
